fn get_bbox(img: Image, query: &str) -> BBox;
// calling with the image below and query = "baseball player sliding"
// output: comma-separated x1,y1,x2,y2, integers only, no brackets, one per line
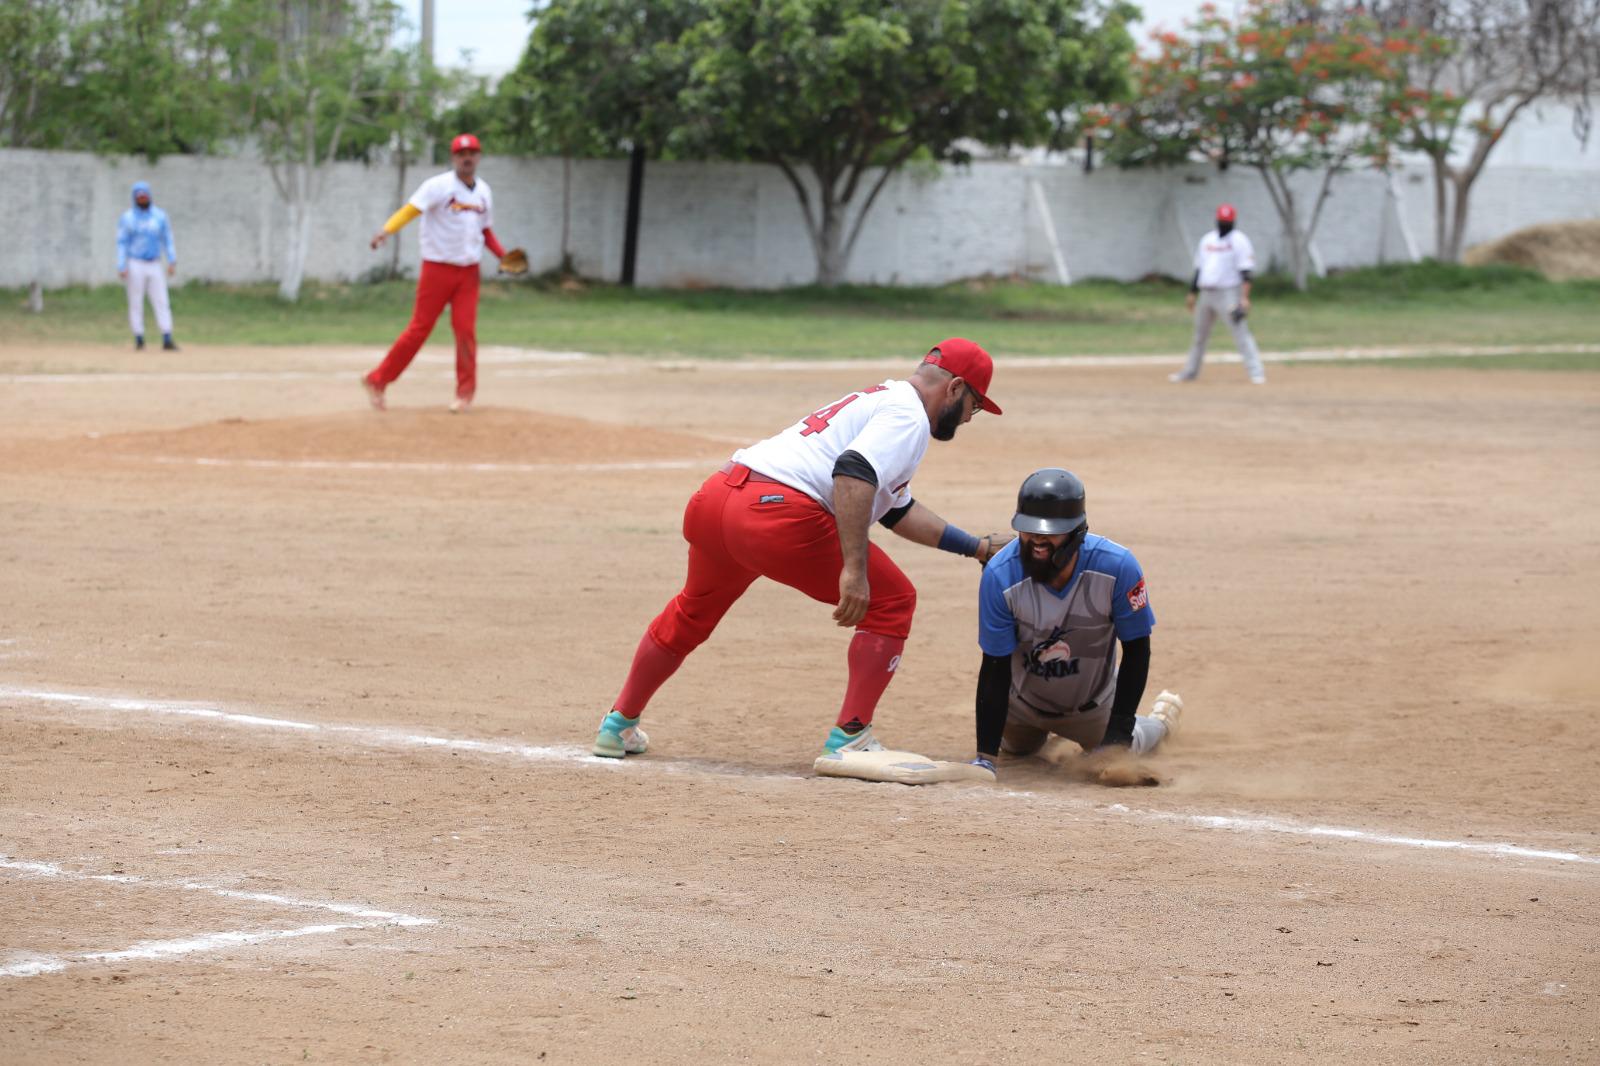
1171,203,1266,385
594,340,1013,764
364,133,526,413
968,469,1181,778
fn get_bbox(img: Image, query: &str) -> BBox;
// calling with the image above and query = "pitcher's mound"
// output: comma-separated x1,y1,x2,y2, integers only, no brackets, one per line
90,408,729,466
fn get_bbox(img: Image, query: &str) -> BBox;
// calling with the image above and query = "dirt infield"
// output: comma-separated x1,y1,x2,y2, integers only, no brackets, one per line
2,343,1598,1063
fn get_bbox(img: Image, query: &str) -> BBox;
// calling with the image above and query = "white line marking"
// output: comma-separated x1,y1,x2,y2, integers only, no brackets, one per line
128,456,705,474
3,685,1596,869
0,856,435,927
0,923,368,978
0,854,435,979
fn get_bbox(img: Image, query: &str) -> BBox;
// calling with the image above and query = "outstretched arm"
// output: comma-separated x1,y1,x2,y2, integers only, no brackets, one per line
370,204,422,249
881,499,1012,564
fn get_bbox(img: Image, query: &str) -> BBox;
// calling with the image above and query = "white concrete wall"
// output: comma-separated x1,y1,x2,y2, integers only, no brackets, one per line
2,147,1597,290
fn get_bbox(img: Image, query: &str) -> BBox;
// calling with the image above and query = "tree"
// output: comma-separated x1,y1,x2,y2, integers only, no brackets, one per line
673,0,1137,284
1104,0,1415,290
1359,0,1600,262
1,0,234,156
222,0,408,301
509,0,703,282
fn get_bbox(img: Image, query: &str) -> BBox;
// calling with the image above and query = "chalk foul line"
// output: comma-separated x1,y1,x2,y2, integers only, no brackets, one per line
2,684,1595,870
0,854,434,980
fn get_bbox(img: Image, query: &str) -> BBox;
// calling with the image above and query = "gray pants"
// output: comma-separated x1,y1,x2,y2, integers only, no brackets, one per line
1179,286,1263,381
1001,699,1169,757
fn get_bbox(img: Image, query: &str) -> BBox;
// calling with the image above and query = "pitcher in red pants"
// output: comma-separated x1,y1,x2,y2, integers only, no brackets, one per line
365,133,514,414
593,339,1014,768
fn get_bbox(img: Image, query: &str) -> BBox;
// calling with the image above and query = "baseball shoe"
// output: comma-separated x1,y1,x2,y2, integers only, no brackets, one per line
162,336,179,351
362,377,386,411
823,724,885,754
1149,690,1184,738
1249,373,1267,385
449,397,472,414
593,710,649,758
1168,371,1196,383
134,335,145,351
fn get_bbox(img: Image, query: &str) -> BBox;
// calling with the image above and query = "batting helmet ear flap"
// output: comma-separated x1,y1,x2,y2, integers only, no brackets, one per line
1052,522,1088,571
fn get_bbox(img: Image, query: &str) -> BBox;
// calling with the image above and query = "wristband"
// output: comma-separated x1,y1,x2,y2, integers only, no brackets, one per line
937,524,980,557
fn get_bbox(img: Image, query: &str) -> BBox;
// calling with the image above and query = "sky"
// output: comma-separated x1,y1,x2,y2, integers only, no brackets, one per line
411,0,1209,78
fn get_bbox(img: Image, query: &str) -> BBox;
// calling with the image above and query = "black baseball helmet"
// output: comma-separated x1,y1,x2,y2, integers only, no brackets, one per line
1012,468,1086,535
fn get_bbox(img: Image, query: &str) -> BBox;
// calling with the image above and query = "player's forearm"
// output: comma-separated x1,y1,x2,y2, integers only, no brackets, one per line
1101,636,1151,747
974,653,1011,757
382,203,422,234
832,474,876,572
886,501,946,547
1240,277,1252,301
483,227,506,259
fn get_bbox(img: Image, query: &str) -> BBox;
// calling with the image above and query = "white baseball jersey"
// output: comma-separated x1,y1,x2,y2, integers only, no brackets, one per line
1194,229,1255,289
408,171,494,266
731,380,929,522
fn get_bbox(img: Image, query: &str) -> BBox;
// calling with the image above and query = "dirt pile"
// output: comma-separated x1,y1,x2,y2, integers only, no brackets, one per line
1463,218,1600,280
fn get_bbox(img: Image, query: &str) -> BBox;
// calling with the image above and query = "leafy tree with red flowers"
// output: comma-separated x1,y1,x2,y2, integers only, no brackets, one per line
1102,0,1424,289
1356,0,1600,262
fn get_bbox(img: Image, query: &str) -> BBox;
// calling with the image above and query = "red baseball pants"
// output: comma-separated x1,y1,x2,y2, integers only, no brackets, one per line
366,259,480,400
613,465,916,728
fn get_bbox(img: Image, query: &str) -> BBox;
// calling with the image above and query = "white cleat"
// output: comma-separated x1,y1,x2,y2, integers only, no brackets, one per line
449,397,472,414
363,378,387,411
1168,371,1196,383
1249,374,1267,385
825,724,886,754
1149,690,1184,738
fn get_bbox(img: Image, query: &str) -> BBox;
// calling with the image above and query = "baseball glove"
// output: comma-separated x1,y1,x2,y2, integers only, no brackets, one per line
498,247,529,275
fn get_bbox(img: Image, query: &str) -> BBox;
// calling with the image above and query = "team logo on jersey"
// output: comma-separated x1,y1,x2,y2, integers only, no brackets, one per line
1126,578,1149,611
1026,628,1079,679
447,197,487,214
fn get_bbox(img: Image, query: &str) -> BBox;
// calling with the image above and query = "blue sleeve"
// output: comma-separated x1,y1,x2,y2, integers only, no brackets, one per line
116,214,130,272
978,562,1019,657
1110,552,1155,641
160,211,176,263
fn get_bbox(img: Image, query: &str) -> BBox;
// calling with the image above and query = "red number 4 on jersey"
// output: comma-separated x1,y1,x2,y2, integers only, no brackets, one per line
799,385,887,437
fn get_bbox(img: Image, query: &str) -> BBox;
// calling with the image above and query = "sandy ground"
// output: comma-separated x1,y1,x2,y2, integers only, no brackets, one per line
2,342,1598,1064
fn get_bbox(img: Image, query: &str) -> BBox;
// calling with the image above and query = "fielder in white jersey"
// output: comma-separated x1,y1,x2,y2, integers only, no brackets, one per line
1171,203,1266,385
967,469,1182,779
594,340,1017,764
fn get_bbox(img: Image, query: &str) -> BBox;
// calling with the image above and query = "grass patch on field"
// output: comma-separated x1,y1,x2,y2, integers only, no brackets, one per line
4,262,1596,360
1312,350,1600,371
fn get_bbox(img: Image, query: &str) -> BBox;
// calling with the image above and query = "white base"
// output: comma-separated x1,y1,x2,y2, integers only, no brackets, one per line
813,747,996,785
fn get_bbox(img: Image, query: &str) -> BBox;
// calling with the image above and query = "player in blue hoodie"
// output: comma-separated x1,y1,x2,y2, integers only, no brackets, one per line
116,181,179,351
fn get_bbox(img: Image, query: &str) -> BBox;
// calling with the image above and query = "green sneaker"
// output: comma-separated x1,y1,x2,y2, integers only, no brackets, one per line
823,724,884,754
593,710,649,758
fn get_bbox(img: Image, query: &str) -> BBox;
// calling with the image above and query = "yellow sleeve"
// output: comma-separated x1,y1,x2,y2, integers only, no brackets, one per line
382,203,422,234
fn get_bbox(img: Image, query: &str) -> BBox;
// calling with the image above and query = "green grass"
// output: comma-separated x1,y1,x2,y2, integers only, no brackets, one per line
5,262,1596,360
1314,351,1600,371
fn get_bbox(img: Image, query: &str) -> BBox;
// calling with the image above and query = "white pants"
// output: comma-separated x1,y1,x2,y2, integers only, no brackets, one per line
1181,286,1263,380
1001,699,1170,756
125,259,173,336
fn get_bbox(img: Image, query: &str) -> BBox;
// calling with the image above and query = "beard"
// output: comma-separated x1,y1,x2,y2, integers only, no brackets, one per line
930,397,964,441
1020,548,1062,582
1217,221,1234,236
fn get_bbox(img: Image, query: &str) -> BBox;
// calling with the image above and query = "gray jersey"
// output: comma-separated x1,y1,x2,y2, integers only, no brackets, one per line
977,534,1155,720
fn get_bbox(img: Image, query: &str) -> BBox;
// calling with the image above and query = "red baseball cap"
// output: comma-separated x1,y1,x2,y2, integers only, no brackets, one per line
923,338,1001,415
1216,203,1237,222
451,133,482,154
